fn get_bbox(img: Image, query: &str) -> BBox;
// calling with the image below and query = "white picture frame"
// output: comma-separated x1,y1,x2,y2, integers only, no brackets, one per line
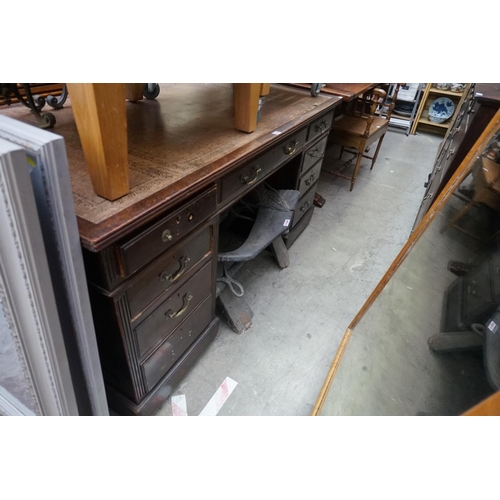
0,139,78,415
0,116,108,415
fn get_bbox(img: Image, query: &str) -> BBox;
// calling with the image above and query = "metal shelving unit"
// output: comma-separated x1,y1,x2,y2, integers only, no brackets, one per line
388,83,423,136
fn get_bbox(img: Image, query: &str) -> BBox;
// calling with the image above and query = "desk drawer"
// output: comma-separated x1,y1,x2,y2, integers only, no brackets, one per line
118,186,217,277
302,135,328,175
141,294,213,391
271,128,308,168
220,151,275,205
220,128,307,206
298,160,323,198
135,261,213,357
285,204,314,249
293,185,316,228
126,224,214,320
307,110,334,142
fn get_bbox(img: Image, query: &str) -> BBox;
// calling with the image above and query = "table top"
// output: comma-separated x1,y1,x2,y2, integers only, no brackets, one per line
284,83,379,101
0,84,342,251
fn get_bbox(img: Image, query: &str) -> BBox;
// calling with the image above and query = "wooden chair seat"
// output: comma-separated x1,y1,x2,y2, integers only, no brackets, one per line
326,84,401,191
332,115,388,138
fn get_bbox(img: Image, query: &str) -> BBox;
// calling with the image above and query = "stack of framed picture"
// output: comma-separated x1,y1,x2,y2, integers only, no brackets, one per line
0,116,108,416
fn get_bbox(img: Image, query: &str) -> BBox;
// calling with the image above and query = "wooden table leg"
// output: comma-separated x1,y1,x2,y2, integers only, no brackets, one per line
67,83,129,201
233,83,262,133
125,83,144,102
260,83,271,96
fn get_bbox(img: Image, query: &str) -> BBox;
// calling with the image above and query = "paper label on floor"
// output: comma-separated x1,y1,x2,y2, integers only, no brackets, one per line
199,377,238,416
172,394,188,416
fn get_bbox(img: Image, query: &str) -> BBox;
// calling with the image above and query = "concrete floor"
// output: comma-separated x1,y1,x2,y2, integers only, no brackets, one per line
154,127,454,416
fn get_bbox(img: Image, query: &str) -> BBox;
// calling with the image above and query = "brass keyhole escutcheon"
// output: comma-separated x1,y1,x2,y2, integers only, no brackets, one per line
162,229,173,242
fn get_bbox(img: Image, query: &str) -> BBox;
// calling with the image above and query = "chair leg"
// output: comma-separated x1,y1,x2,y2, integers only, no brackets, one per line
339,145,344,160
428,330,484,353
270,236,290,269
350,151,364,191
370,135,386,170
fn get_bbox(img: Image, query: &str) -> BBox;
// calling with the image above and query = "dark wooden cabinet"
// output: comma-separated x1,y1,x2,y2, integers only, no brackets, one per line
87,207,219,415
412,84,500,232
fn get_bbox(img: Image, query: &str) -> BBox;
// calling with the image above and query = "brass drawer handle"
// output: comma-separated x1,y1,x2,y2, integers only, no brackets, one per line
165,293,193,319
315,119,328,133
307,148,325,159
305,174,315,187
284,140,299,155
241,165,262,185
424,172,431,188
300,201,310,212
160,255,191,283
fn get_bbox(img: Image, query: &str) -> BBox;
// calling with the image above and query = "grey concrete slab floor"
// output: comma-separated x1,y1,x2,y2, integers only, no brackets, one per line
154,129,443,416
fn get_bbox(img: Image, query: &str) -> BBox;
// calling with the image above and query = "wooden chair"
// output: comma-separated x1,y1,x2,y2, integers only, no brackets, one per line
328,84,400,191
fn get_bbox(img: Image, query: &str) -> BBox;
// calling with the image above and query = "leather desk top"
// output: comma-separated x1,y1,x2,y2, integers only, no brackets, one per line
0,83,342,251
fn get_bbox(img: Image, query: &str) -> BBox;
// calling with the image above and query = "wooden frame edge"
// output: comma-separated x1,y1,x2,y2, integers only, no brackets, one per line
462,390,500,415
311,328,352,416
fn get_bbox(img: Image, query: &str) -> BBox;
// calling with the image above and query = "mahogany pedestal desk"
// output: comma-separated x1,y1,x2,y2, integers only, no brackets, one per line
9,84,341,415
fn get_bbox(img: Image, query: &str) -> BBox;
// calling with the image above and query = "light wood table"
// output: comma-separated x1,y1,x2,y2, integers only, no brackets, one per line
66,83,270,201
